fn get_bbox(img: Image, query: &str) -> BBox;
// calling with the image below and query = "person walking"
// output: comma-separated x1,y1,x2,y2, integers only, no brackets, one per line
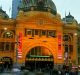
69,68,76,75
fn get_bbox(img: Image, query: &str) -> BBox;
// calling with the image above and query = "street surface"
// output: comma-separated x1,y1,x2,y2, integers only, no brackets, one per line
0,71,50,75
0,70,80,75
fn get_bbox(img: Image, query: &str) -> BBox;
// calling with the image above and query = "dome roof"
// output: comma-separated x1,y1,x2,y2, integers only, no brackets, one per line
19,0,57,15
62,12,77,24
0,7,9,19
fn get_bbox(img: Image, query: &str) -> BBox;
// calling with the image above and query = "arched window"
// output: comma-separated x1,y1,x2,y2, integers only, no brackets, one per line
2,31,14,38
63,35,69,41
63,34,72,42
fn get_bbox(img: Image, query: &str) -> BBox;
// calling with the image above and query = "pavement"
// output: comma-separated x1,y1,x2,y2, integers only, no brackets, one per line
0,71,50,75
0,70,80,75
0,73,12,75
78,72,80,75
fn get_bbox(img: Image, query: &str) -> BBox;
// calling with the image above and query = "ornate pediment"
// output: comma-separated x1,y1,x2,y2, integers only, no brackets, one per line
17,11,62,25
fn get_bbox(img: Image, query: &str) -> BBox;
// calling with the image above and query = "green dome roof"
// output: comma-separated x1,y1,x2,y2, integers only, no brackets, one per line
19,0,57,15
0,8,9,19
62,12,78,24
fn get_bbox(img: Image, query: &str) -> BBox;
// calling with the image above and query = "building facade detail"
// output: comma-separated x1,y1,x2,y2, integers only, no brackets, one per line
0,0,80,70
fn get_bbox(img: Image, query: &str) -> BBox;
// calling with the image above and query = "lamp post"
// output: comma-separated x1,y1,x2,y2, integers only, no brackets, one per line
14,35,19,68
11,35,21,75
14,32,22,68
74,33,78,66
35,59,36,72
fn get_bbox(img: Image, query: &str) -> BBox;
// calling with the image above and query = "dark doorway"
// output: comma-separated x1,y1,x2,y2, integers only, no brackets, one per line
25,46,54,71
1,57,13,70
25,60,53,71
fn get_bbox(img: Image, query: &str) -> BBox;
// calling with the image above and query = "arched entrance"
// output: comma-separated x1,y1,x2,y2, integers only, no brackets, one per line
1,57,13,70
25,46,54,71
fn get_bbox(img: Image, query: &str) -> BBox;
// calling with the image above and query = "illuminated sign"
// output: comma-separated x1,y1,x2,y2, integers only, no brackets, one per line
18,32,22,58
58,33,62,59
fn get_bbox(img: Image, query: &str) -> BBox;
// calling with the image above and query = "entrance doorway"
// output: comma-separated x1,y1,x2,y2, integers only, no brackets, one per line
25,46,54,71
1,57,13,70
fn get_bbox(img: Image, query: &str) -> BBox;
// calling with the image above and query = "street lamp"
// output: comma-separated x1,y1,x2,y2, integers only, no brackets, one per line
15,36,18,67
74,33,78,66
14,35,19,68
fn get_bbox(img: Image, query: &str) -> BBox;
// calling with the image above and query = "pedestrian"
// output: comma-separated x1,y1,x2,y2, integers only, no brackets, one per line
75,67,78,75
64,69,69,75
69,68,76,75
58,70,61,75
52,69,58,75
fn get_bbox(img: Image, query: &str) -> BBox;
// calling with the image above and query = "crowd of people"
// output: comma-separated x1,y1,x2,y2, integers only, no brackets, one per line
52,65,78,75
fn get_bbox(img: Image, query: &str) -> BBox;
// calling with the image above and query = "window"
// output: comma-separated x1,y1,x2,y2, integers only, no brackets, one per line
25,29,56,37
63,34,72,41
28,46,42,56
78,47,80,55
34,30,38,35
69,45,73,53
27,29,32,35
42,30,46,35
48,30,56,37
78,37,80,44
32,29,34,37
63,35,68,41
6,42,9,50
25,29,39,37
78,57,80,64
65,45,68,52
3,31,14,38
0,42,14,51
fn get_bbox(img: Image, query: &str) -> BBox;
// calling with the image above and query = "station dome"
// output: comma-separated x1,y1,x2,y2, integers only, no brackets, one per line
19,0,57,15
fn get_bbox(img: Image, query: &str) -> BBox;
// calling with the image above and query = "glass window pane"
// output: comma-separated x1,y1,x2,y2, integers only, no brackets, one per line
48,30,56,37
27,29,32,35
63,35,68,41
35,30,38,35
42,30,46,35
3,31,13,38
65,45,68,52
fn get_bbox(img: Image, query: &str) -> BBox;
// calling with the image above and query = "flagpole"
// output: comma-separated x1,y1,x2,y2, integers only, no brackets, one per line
65,11,66,23
9,7,11,18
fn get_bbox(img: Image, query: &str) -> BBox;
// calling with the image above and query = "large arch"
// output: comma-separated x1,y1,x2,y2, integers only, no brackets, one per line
1,30,14,38
24,42,55,58
24,43,55,71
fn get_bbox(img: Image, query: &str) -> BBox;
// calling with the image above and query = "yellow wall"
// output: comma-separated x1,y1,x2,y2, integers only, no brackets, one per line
16,11,64,65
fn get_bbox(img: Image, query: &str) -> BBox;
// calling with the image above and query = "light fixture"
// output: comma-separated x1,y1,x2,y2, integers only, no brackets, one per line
4,27,7,30
74,33,77,36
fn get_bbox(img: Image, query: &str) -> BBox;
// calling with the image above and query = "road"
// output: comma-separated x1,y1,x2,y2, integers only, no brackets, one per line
0,71,80,75
0,73,13,75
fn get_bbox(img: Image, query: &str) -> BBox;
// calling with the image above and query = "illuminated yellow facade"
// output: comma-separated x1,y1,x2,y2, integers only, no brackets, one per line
0,0,80,69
